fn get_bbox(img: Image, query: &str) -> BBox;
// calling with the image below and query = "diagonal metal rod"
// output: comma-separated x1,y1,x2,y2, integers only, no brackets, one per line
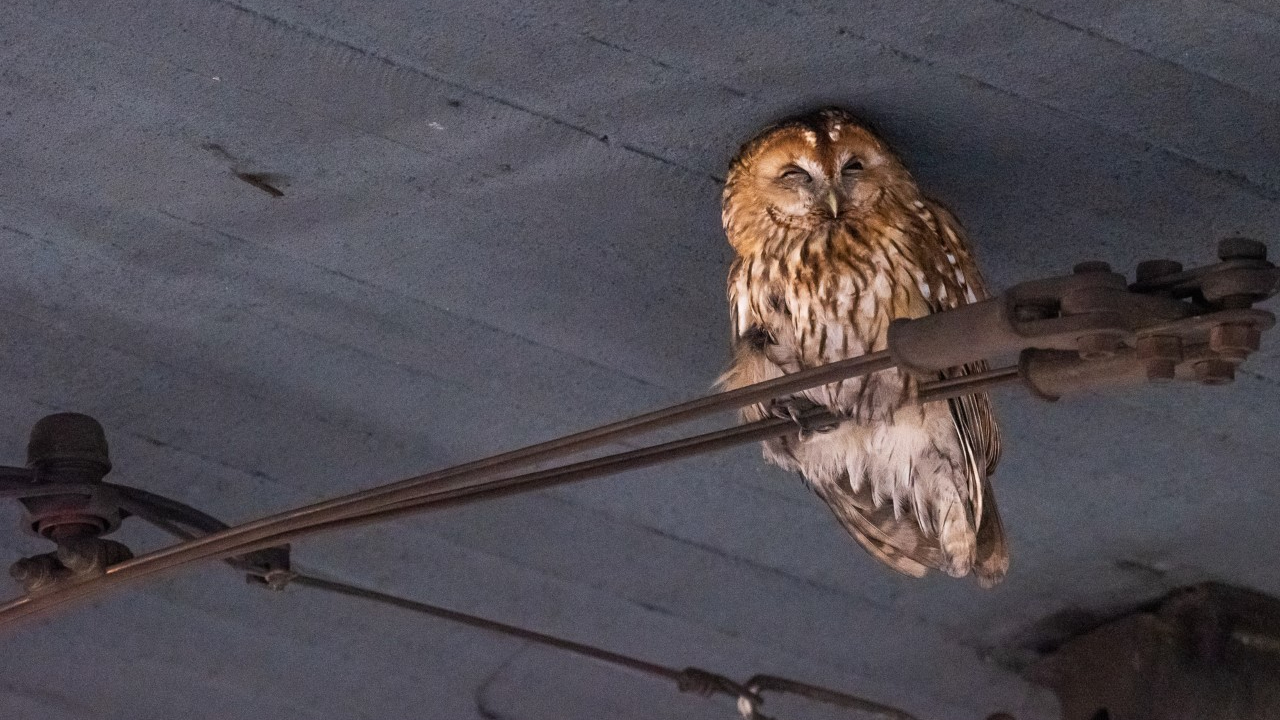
0,364,1022,627
0,352,905,625
247,366,1023,545
89,366,1024,575
289,573,698,688
0,412,813,623
196,412,818,560
290,574,921,720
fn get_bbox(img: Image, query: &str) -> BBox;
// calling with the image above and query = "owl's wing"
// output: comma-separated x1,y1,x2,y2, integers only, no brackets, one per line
922,199,1008,586
719,257,796,421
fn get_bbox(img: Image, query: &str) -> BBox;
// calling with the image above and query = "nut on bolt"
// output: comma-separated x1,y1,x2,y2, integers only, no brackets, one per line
1137,335,1182,381
1209,323,1261,361
1194,359,1235,385
1073,261,1112,274
1218,237,1267,262
1135,259,1183,283
1077,333,1124,360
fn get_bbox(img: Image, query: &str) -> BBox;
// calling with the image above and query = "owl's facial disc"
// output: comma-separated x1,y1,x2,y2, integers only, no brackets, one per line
756,146,854,225
725,110,913,246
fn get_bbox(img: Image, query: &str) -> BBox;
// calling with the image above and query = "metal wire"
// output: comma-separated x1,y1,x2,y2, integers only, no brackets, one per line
288,574,728,691
0,360,1023,628
287,572,923,719
78,470,923,717
0,352,901,625
0,411,815,623
238,366,1022,546
0,362,1012,717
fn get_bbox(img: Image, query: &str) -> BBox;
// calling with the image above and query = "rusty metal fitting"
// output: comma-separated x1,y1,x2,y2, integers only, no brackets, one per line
1193,359,1236,385
1136,335,1183,381
1209,323,1262,361
1135,259,1184,284
9,554,69,594
27,412,111,479
9,537,133,595
19,413,122,540
1059,267,1129,317
55,536,133,575
1076,333,1124,360
1218,237,1268,262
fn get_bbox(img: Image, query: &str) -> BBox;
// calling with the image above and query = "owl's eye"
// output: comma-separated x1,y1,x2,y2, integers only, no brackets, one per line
778,166,812,183
841,159,864,175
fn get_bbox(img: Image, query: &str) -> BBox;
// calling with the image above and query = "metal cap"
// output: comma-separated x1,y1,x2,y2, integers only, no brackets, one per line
26,413,111,474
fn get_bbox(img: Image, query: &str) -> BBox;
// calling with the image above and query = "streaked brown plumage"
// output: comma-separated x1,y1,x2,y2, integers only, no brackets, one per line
719,108,1008,586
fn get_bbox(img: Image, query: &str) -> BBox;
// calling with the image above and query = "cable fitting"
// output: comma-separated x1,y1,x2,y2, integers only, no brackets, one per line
887,237,1280,399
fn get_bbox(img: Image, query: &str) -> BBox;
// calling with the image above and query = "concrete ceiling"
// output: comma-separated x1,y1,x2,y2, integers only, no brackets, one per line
2,1,1278,718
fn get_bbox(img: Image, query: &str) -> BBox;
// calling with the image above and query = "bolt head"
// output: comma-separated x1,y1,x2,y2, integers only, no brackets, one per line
1136,335,1183,362
1209,323,1261,360
1135,259,1184,283
1218,237,1267,262
1144,359,1178,382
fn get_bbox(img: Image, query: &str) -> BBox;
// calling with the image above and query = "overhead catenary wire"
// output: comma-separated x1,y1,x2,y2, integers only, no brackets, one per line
96,486,923,719
287,573,922,720
0,350,899,624
233,365,1022,551
0,357,1023,626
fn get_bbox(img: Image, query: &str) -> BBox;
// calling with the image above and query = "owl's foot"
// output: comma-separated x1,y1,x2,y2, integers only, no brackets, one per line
766,396,840,439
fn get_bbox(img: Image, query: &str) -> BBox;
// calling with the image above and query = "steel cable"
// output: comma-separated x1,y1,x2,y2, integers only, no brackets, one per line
288,573,921,720
0,357,1020,627
0,352,896,623
93,493,919,718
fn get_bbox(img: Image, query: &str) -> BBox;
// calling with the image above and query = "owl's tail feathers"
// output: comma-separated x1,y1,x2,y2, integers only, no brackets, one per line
815,474,1000,583
815,484,935,578
972,477,1010,588
936,501,978,579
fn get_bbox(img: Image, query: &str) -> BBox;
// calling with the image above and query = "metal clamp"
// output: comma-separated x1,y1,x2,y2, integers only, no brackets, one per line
3,413,292,594
888,237,1279,398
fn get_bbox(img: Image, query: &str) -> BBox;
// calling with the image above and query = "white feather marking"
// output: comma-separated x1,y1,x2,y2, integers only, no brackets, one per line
915,272,932,300
735,297,751,335
913,478,932,534
893,459,910,520
839,440,868,493
802,130,818,146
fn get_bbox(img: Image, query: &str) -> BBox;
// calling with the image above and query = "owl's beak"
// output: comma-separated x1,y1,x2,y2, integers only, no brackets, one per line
825,191,840,217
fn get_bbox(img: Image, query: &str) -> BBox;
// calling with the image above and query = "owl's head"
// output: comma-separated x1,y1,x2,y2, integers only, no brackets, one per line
723,108,915,248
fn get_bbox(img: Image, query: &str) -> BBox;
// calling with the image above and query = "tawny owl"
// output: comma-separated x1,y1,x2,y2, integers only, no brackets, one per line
719,108,1008,586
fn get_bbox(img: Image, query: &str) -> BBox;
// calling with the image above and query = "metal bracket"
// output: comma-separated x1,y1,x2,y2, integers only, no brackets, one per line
888,237,1279,398
3,414,292,594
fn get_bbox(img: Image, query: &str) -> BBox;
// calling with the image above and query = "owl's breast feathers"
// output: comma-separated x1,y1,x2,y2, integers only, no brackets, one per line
731,199,976,376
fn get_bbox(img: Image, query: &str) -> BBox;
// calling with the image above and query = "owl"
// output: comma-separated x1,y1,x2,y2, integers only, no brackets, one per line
719,108,1008,586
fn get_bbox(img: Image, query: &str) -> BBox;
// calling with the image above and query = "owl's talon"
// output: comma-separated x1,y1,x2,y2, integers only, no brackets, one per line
767,397,839,439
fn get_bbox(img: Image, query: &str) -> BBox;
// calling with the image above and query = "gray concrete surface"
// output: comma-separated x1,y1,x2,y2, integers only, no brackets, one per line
1,1,1278,718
